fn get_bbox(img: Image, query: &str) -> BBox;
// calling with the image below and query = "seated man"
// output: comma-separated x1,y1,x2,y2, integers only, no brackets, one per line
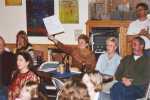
110,37,150,100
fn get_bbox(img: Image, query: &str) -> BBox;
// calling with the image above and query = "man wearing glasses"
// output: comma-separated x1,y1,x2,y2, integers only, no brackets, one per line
127,3,150,56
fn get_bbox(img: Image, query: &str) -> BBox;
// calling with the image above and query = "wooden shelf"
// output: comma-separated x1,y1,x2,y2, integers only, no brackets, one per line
86,20,131,57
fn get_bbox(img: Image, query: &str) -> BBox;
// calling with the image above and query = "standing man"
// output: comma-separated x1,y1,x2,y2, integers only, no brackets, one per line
0,36,16,100
127,3,150,55
110,37,150,100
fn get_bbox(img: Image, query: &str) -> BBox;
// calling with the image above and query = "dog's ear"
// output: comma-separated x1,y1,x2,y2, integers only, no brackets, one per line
82,73,90,83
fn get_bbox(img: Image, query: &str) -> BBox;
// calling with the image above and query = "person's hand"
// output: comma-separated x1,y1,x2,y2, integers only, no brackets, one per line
122,77,133,87
48,35,58,44
139,29,148,35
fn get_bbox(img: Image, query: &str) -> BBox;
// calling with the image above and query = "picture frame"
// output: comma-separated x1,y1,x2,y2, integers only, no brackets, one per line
26,0,54,36
94,3,105,20
59,0,79,24
5,0,22,6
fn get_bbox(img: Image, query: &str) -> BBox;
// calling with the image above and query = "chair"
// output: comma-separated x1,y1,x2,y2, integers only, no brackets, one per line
145,83,150,100
37,61,59,99
51,77,64,91
51,77,64,100
137,83,150,100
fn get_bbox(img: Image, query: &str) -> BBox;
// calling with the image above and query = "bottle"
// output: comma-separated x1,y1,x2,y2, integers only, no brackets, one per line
65,55,70,73
81,63,86,73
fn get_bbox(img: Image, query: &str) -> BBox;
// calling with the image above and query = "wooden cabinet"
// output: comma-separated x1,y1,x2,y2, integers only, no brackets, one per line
86,20,131,57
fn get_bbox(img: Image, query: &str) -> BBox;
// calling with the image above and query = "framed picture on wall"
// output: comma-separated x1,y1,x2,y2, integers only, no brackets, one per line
26,0,54,36
5,0,22,6
59,0,79,24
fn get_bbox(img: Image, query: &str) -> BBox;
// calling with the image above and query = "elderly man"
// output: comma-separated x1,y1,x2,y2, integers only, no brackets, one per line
110,37,150,100
0,36,16,100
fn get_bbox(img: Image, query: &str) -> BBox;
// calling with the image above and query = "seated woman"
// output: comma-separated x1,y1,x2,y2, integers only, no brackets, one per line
48,34,96,72
58,79,90,100
95,37,121,100
8,52,39,100
96,37,121,77
15,30,37,67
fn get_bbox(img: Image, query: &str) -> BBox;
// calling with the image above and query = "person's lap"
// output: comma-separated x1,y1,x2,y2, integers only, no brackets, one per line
98,92,111,100
110,82,145,100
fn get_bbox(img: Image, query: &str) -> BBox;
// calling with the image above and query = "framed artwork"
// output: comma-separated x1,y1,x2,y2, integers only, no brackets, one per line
94,3,105,19
5,0,22,6
59,0,79,24
26,0,54,36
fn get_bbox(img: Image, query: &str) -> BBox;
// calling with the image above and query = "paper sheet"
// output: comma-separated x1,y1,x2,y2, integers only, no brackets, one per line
43,15,64,36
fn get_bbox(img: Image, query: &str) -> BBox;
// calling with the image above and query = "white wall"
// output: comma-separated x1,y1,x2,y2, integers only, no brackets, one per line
0,0,88,44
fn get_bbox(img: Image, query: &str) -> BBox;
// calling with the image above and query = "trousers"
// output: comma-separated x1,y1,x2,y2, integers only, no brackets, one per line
110,82,145,100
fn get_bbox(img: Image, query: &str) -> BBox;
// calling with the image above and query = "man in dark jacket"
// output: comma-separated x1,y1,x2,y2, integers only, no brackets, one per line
110,37,150,100
0,36,16,99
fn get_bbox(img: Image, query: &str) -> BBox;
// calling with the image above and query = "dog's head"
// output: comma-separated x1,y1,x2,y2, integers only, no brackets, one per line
82,71,103,92
19,81,38,100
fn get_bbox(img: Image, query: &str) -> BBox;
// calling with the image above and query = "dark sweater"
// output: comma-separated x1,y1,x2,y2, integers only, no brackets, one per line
115,55,150,86
0,51,16,86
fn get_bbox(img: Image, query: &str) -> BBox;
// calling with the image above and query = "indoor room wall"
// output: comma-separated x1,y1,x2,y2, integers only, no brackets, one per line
0,0,88,44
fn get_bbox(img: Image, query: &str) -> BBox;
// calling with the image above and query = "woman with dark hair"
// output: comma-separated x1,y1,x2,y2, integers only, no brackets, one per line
48,34,96,71
8,52,39,100
15,30,37,67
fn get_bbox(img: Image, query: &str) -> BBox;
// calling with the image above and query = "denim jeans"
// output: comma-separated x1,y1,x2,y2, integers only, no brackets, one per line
110,82,145,100
98,92,111,100
144,49,150,57
0,87,8,100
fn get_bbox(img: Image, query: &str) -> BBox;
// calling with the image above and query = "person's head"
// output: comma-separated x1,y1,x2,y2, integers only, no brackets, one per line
132,37,145,55
106,37,118,55
136,3,148,18
16,52,33,73
58,80,90,100
82,71,103,92
0,36,5,54
78,34,89,49
16,30,29,49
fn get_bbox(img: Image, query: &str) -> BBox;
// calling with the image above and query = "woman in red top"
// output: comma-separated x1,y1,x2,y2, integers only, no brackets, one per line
8,52,39,100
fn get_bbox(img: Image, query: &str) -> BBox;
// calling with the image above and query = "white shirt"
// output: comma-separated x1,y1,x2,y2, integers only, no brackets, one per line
127,19,150,49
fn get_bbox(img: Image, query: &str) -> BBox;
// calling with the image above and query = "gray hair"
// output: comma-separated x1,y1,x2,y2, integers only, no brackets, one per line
106,37,118,47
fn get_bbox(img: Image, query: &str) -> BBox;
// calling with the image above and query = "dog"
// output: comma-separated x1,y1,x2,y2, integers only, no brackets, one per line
82,71,103,100
15,81,38,100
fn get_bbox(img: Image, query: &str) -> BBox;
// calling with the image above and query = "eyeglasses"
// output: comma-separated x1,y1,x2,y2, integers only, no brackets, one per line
136,8,146,12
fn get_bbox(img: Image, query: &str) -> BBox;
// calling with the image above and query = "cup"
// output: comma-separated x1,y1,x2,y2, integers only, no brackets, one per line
57,64,64,74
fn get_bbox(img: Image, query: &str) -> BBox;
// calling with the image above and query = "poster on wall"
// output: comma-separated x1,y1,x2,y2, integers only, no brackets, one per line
26,0,54,36
5,0,22,6
59,0,79,24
